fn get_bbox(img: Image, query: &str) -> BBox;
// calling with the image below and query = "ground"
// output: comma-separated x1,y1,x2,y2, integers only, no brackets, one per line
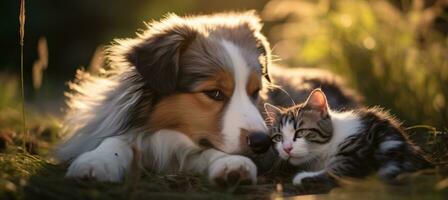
0,119,447,199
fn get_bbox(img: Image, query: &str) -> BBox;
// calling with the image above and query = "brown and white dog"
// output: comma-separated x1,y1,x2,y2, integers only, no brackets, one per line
55,12,273,185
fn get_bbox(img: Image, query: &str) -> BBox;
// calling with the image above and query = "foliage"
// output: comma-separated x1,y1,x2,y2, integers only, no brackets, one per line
263,0,448,128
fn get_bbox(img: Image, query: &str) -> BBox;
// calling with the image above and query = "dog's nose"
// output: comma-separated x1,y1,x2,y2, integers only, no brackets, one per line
247,132,271,154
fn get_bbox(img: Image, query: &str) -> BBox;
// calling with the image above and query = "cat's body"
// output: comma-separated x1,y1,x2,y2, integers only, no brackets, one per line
265,89,429,189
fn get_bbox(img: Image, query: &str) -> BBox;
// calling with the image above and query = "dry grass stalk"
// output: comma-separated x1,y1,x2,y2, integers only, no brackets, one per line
19,0,27,151
19,0,25,46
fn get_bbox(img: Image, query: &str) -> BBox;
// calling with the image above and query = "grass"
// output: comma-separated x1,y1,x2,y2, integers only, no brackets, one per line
0,149,275,200
0,146,447,199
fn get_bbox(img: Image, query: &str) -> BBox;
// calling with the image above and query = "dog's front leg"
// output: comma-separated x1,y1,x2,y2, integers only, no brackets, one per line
65,136,133,182
180,148,258,186
150,131,257,186
206,150,258,186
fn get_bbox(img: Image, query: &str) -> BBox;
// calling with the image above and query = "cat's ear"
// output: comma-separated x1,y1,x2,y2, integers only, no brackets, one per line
264,103,282,124
304,89,329,114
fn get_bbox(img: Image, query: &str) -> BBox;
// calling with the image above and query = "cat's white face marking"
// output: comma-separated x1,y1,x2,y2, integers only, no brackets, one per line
288,138,314,165
280,121,294,149
275,121,313,164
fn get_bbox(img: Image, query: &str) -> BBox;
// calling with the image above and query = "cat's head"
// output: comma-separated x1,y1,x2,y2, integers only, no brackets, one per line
264,89,333,165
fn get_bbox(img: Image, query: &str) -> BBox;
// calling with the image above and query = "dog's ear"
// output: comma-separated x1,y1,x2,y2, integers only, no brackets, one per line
127,22,197,94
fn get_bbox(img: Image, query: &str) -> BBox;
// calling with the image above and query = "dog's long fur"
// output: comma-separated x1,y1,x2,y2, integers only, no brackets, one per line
59,66,144,161
55,12,362,183
56,12,272,183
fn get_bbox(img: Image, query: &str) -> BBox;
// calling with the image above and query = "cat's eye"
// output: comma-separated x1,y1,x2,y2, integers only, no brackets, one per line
294,129,317,140
295,128,325,143
271,134,283,143
306,131,317,139
294,130,306,139
203,90,226,101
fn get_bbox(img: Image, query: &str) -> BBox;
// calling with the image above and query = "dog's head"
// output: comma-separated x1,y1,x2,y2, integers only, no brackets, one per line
126,12,272,155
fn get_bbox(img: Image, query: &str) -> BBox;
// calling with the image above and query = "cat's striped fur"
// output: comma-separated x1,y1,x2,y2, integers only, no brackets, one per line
265,89,430,189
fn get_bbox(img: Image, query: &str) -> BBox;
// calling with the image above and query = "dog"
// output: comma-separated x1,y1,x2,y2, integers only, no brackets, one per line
55,12,274,185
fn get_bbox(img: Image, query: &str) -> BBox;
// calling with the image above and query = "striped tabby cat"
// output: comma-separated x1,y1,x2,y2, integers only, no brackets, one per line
264,89,429,188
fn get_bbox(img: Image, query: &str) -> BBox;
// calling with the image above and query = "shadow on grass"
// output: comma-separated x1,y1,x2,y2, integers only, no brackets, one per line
16,154,278,200
0,151,326,200
1,149,448,200
23,162,247,200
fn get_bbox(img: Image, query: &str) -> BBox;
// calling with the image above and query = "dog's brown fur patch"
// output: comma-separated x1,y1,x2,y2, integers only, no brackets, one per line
148,71,235,150
149,93,224,148
247,71,261,98
191,70,235,98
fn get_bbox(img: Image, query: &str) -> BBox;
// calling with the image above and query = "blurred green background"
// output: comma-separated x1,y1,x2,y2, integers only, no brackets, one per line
263,0,448,129
0,0,447,129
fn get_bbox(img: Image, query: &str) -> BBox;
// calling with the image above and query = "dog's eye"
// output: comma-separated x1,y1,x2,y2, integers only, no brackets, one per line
271,134,283,143
251,89,260,100
203,90,226,101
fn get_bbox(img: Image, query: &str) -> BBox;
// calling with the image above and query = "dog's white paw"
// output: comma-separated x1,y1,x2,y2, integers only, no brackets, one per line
66,151,125,182
208,155,257,186
292,171,322,185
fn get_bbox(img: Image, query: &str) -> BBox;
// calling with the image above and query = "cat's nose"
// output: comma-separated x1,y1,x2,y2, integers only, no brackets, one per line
283,146,293,154
247,132,271,154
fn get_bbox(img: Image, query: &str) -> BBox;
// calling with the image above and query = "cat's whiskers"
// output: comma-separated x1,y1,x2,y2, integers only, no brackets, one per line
266,83,296,106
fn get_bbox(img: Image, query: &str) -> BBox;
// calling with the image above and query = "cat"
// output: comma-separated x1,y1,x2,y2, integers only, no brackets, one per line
264,88,430,189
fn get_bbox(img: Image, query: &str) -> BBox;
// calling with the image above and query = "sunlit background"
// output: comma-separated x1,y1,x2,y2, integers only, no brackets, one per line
2,0,447,129
264,0,448,129
1,0,448,198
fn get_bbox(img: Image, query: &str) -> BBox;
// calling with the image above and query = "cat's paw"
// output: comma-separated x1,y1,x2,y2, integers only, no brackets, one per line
293,171,322,186
66,151,125,182
293,171,337,193
208,155,257,187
